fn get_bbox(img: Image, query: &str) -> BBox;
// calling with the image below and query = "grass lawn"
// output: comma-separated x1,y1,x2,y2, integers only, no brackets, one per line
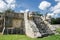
0,34,60,40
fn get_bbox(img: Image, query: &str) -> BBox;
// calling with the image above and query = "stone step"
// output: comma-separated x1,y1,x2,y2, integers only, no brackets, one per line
33,17,53,35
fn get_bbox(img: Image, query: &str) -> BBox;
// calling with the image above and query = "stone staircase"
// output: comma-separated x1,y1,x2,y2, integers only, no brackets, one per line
24,11,54,38
28,20,42,37
32,16,54,36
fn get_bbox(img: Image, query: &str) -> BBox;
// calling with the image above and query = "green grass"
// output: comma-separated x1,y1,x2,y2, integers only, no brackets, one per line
56,28,60,34
0,34,60,40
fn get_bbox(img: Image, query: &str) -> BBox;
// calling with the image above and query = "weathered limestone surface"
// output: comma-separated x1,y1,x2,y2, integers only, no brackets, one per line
24,12,55,38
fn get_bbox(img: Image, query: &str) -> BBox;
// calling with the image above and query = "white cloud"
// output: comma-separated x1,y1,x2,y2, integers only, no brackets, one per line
0,0,16,12
10,4,15,9
48,1,60,17
25,9,29,12
20,9,29,13
7,4,15,9
53,9,60,14
5,0,15,4
51,3,60,11
55,0,60,2
5,0,16,9
47,9,60,17
47,13,54,16
0,0,7,12
38,1,51,10
20,10,24,13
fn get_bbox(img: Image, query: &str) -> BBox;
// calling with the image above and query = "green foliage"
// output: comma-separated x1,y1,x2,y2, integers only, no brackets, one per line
0,12,3,14
51,18,60,24
35,12,43,16
4,9,14,13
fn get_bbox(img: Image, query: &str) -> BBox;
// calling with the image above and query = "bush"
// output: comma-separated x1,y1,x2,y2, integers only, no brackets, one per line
51,18,60,24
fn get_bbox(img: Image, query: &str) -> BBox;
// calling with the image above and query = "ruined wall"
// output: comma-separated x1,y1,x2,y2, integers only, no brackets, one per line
12,19,22,28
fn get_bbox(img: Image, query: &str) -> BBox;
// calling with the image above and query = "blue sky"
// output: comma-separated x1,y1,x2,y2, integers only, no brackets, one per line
15,0,41,12
15,0,56,12
0,0,60,17
15,0,60,18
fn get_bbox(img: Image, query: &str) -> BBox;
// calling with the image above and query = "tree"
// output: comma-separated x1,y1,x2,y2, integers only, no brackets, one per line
4,9,15,13
35,12,43,16
51,18,60,24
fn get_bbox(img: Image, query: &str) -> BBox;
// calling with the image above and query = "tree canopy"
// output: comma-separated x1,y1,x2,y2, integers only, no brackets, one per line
35,12,43,16
4,9,14,13
51,18,60,24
